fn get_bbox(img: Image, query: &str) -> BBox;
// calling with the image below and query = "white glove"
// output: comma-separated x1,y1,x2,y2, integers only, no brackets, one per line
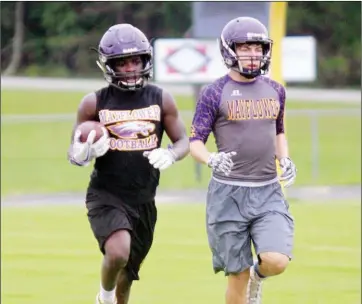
70,127,110,166
143,148,176,170
279,157,297,188
208,151,237,176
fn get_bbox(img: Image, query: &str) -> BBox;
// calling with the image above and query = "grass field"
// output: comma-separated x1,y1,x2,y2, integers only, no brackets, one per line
1,89,361,196
2,200,361,304
2,89,361,304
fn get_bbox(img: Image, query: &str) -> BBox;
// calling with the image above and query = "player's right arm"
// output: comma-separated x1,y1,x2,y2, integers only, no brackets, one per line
67,92,109,167
189,139,211,165
189,85,236,176
70,92,98,139
189,85,214,162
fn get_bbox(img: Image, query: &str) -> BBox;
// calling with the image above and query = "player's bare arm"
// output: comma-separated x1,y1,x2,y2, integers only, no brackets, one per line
143,90,189,170
67,92,110,166
276,133,289,159
189,140,210,164
69,92,97,143
162,89,189,160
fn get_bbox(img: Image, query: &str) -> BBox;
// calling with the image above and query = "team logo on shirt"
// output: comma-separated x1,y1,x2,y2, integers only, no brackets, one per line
98,105,161,151
108,121,155,139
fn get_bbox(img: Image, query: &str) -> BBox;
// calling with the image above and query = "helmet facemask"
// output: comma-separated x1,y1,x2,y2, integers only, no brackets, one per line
95,51,153,91
219,36,273,79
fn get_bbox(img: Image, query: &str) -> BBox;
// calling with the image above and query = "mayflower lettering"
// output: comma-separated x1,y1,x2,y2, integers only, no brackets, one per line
99,105,161,125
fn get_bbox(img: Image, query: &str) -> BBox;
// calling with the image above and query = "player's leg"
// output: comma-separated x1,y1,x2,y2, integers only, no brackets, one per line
248,182,295,303
100,229,131,303
226,270,250,304
115,269,132,304
115,200,158,304
86,188,133,304
206,179,253,304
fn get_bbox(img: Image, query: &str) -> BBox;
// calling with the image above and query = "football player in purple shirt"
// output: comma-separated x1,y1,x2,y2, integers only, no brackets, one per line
189,17,297,304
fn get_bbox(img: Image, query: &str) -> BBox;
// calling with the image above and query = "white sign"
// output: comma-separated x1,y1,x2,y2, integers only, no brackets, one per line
153,37,317,83
282,36,317,82
154,39,228,84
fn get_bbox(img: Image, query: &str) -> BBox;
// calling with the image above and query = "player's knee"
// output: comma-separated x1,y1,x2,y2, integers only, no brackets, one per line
104,230,131,269
259,252,289,275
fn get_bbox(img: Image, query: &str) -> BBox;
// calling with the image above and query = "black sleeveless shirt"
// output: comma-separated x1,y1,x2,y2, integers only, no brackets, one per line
88,84,164,203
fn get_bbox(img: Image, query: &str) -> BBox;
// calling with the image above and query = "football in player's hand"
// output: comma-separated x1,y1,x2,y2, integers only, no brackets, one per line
77,121,108,143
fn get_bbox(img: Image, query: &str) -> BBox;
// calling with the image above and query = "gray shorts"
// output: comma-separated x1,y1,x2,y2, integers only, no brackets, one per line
206,179,294,275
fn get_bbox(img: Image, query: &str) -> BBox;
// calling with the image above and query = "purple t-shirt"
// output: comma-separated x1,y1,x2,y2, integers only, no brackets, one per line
190,74,286,182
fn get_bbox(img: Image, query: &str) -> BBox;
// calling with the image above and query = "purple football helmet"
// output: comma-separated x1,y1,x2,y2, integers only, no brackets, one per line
94,24,153,91
218,17,273,79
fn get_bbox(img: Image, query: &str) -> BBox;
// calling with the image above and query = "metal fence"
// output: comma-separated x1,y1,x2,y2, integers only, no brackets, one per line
285,109,360,182
3,108,360,185
2,77,361,185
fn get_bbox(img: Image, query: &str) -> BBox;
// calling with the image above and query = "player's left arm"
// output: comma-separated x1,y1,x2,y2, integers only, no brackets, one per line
162,89,190,160
143,89,189,170
276,133,289,159
275,86,297,187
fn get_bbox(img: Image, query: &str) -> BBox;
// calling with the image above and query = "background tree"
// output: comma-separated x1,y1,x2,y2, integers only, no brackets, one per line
0,1,359,87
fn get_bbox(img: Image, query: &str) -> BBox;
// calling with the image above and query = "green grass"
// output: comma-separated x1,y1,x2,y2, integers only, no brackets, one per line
1,90,361,196
2,200,361,304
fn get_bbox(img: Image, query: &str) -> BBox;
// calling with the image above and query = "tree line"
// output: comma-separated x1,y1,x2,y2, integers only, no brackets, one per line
1,1,360,88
